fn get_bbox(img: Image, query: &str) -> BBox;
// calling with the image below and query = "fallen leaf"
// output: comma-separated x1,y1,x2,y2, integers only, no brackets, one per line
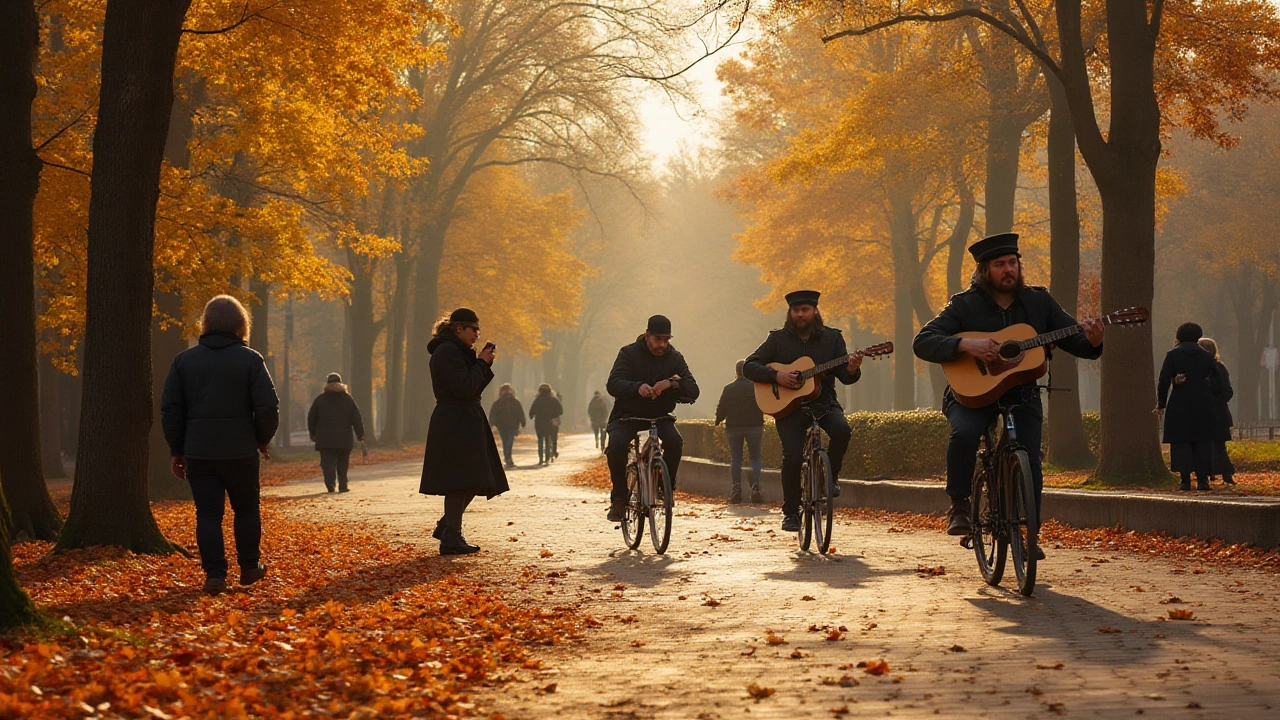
1036,663,1065,670
765,631,787,645
746,683,776,700
801,595,816,601
1158,596,1183,604
860,659,890,675
948,644,966,652
703,597,721,607
1168,609,1196,620
539,550,554,558
826,629,844,641
789,649,805,659
831,704,851,715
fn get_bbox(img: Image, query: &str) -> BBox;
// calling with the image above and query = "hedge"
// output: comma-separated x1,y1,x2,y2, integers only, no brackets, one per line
677,411,1102,480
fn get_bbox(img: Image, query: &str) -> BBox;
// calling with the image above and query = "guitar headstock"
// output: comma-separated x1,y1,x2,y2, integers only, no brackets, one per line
1104,307,1150,327
860,341,894,358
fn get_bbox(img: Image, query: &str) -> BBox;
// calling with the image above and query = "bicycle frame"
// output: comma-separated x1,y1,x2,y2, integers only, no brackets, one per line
628,420,665,506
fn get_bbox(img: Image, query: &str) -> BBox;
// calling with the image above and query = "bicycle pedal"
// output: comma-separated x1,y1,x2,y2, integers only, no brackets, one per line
959,536,973,549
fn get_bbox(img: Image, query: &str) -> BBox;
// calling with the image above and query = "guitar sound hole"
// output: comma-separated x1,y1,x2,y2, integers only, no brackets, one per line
998,343,1022,361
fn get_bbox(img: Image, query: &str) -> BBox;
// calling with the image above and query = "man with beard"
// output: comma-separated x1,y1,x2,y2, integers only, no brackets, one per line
743,290,864,533
604,315,700,522
913,234,1105,549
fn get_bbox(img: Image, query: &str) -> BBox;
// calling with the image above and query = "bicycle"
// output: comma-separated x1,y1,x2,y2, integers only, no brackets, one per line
619,416,675,554
797,407,836,554
961,400,1040,596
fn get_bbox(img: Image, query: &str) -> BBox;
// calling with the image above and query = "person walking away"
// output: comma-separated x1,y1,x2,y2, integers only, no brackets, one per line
715,360,766,504
1199,337,1236,485
306,372,366,493
1155,323,1221,491
162,295,277,596
605,315,700,522
489,383,525,469
588,390,609,452
419,308,509,555
529,385,563,465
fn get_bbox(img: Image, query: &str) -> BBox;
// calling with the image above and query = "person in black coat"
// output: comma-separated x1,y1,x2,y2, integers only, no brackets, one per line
529,384,563,465
715,360,766,505
1199,337,1236,485
161,295,277,596
1156,322,1222,491
744,291,862,531
307,372,366,493
419,308,509,555
604,315,700,521
489,383,525,469
588,391,609,450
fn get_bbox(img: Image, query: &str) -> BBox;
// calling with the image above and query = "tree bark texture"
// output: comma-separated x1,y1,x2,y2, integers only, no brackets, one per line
59,0,192,552
402,223,447,442
0,0,63,541
346,246,380,443
148,291,190,500
39,354,66,479
381,256,413,444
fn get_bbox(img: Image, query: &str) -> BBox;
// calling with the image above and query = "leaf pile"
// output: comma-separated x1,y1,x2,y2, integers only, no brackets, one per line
2,497,581,717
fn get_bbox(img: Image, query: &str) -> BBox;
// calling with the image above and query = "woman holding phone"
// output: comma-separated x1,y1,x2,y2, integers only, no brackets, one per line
419,308,509,554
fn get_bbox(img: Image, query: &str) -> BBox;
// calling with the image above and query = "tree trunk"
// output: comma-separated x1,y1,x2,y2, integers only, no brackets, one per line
148,291,190,500
0,488,38,628
1045,75,1094,469
381,256,413,445
980,33,1024,236
402,223,448,442
889,200,916,410
57,0,191,553
946,182,976,297
1231,271,1276,423
0,0,63,542
248,278,270,358
39,354,66,479
346,247,379,443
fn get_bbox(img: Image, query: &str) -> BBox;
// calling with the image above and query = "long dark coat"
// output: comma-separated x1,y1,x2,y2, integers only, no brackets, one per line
1157,343,1222,444
529,393,563,436
419,332,509,498
488,395,526,435
1211,360,1235,442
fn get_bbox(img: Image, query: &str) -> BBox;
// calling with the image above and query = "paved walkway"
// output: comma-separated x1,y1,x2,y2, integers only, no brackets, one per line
267,433,1280,718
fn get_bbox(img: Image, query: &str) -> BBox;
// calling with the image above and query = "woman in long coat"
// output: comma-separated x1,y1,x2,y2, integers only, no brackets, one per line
420,308,509,554
1156,322,1221,491
1199,337,1236,485
528,384,563,465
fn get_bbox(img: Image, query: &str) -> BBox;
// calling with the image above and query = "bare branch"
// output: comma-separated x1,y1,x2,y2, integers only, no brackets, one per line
39,158,91,177
34,106,91,152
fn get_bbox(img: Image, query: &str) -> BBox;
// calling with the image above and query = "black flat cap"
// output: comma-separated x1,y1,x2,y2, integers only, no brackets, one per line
646,314,672,337
449,307,479,324
968,233,1020,263
785,290,821,307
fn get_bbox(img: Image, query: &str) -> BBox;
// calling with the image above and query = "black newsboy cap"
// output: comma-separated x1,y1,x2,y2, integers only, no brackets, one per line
785,290,821,307
646,314,672,337
968,233,1021,263
449,307,479,324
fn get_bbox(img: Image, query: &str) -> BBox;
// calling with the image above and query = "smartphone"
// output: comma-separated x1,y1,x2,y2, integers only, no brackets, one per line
483,341,496,353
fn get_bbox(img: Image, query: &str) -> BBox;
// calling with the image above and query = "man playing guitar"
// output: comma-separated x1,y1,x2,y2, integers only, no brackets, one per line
913,233,1104,550
743,290,863,532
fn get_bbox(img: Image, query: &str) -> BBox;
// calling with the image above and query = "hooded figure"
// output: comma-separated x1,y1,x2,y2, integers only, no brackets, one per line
307,372,365,492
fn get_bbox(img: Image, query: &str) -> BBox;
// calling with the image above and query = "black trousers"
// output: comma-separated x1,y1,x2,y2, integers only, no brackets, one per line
606,418,683,506
319,449,351,490
187,456,261,579
943,390,1044,506
775,409,851,517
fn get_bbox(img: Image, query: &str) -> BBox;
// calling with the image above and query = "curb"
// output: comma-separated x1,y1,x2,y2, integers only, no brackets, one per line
678,457,1280,548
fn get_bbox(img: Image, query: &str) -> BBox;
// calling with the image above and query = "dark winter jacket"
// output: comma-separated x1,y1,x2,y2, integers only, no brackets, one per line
913,284,1103,401
1157,343,1222,444
715,376,764,427
529,393,564,435
419,331,509,498
489,395,526,435
1211,360,1235,442
161,334,279,460
307,383,365,451
743,325,860,409
587,395,609,428
606,336,700,423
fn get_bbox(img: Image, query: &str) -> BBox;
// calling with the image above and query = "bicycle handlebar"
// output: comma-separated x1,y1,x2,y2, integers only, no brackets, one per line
617,415,676,423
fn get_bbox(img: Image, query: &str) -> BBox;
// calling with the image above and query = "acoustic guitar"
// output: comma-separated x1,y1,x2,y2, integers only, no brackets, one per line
941,306,1149,408
754,342,895,418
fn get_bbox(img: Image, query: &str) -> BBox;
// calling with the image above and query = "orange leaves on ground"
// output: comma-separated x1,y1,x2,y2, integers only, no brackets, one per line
859,659,891,676
765,631,787,645
2,496,582,718
746,683,776,700
259,444,424,487
1168,609,1197,620
916,565,946,577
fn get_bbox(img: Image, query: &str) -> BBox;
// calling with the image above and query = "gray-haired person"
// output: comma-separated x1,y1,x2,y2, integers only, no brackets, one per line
715,360,765,505
162,295,277,596
307,372,366,493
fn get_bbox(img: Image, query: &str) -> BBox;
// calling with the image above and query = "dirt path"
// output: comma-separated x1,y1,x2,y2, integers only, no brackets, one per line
267,433,1280,718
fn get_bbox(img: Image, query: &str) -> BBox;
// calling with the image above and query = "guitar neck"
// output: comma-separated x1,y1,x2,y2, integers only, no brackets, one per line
1020,314,1110,350
800,354,853,380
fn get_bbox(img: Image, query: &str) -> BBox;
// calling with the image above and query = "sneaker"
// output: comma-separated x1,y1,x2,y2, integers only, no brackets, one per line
750,489,764,504
606,504,625,523
946,502,972,537
781,514,801,532
239,564,268,586
203,577,227,596
728,487,743,505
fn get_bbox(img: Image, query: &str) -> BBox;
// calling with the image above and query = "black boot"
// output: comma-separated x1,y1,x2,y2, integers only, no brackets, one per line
728,486,743,505
1224,475,1236,485
440,528,480,556
1196,476,1210,492
750,487,764,504
432,520,446,540
946,497,972,536
1179,474,1192,491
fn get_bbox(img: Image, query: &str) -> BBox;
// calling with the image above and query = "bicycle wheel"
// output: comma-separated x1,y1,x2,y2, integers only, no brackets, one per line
812,450,834,554
1006,448,1039,596
648,456,673,554
970,460,1006,586
797,461,813,551
621,459,644,550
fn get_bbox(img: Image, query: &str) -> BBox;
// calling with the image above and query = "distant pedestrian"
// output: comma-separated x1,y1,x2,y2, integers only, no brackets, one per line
419,308,509,555
162,294,277,596
529,384,563,465
715,360,766,505
489,383,525,469
306,373,366,493
1199,337,1236,485
1156,322,1221,491
588,390,609,451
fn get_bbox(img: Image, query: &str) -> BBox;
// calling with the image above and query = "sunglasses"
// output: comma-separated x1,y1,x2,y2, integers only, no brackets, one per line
462,325,480,332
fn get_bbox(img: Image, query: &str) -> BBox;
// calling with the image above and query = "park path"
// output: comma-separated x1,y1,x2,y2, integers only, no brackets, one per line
266,433,1280,719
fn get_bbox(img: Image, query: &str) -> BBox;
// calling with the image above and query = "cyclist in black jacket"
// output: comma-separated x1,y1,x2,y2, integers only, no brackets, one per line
604,315,700,522
715,360,766,504
743,291,863,532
